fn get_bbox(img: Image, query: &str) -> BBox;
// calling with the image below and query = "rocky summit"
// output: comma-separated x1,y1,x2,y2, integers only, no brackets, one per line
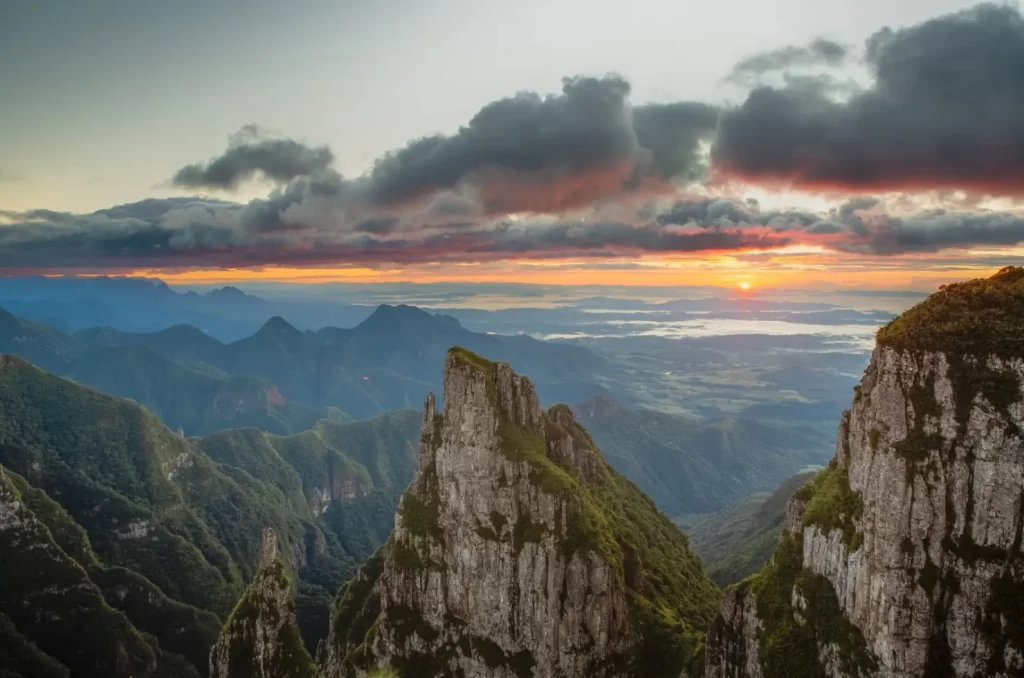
210,528,315,678
318,347,720,678
704,266,1024,678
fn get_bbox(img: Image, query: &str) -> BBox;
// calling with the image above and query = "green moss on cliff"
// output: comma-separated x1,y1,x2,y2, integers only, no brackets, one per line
216,558,314,678
326,548,386,674
449,346,497,402
397,488,442,540
737,531,877,678
798,461,864,552
877,266,1024,357
500,402,720,675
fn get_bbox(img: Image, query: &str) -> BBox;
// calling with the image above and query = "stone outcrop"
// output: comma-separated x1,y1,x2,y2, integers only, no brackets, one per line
319,347,719,678
210,528,315,678
705,267,1024,678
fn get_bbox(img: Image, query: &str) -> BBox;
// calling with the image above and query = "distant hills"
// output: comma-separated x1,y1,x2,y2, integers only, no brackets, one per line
575,395,832,515
0,354,420,675
0,303,609,432
681,471,817,586
0,275,373,340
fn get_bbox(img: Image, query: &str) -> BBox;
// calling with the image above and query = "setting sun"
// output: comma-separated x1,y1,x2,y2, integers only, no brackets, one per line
738,281,751,290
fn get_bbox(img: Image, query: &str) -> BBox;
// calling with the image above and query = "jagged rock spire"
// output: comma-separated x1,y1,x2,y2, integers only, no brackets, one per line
319,346,719,678
209,528,314,678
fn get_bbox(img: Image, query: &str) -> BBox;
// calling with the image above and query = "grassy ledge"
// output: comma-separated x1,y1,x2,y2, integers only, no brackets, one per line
877,266,1024,357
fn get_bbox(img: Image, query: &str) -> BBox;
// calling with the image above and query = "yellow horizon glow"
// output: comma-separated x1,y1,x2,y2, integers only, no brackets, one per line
113,257,1008,292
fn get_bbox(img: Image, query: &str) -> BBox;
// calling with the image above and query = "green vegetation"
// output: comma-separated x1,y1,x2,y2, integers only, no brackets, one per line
497,401,722,664
714,453,876,677
797,461,864,552
329,350,721,677
877,266,1024,357
397,487,443,540
0,307,85,374
0,612,69,678
215,558,315,678
0,467,172,678
485,359,720,674
325,549,387,676
6,468,220,674
577,398,833,516
737,531,878,678
0,355,423,674
449,345,497,375
686,472,816,586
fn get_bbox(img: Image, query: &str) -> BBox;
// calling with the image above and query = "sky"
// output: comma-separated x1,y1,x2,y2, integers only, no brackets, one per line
2,0,1023,290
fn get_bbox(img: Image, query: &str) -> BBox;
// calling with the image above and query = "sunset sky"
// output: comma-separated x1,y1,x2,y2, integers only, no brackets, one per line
2,0,1023,290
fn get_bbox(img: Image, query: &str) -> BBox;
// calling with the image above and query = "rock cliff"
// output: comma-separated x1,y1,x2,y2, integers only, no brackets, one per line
705,266,1024,678
210,528,316,678
319,347,720,678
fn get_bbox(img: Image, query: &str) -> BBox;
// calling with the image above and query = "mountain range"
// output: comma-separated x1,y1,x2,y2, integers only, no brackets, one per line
0,276,373,341
0,353,421,676
0,303,609,430
2,268,1023,677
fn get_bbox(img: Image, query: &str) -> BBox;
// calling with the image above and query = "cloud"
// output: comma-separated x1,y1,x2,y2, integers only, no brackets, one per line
726,38,849,85
656,198,822,231
0,196,795,272
713,3,1024,197
172,125,335,190
834,205,1024,255
6,190,1024,272
168,77,718,217
363,75,719,213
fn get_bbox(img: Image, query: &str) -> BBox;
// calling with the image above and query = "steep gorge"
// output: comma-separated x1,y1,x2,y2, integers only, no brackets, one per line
705,266,1024,678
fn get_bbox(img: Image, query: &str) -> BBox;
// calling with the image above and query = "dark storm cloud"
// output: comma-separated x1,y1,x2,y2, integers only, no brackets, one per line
726,38,848,84
480,220,789,254
656,198,821,230
0,196,791,271
6,192,1024,271
713,3,1024,196
364,76,719,210
632,102,721,180
838,209,1024,255
167,76,718,216
172,125,335,190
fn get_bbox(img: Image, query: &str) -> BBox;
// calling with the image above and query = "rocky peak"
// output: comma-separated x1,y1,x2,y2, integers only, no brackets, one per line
320,346,719,678
359,304,463,335
256,316,302,339
705,268,1024,678
209,528,314,678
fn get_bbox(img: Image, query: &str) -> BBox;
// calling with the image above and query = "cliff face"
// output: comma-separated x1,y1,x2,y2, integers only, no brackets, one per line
210,529,316,678
320,347,719,678
705,267,1024,678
